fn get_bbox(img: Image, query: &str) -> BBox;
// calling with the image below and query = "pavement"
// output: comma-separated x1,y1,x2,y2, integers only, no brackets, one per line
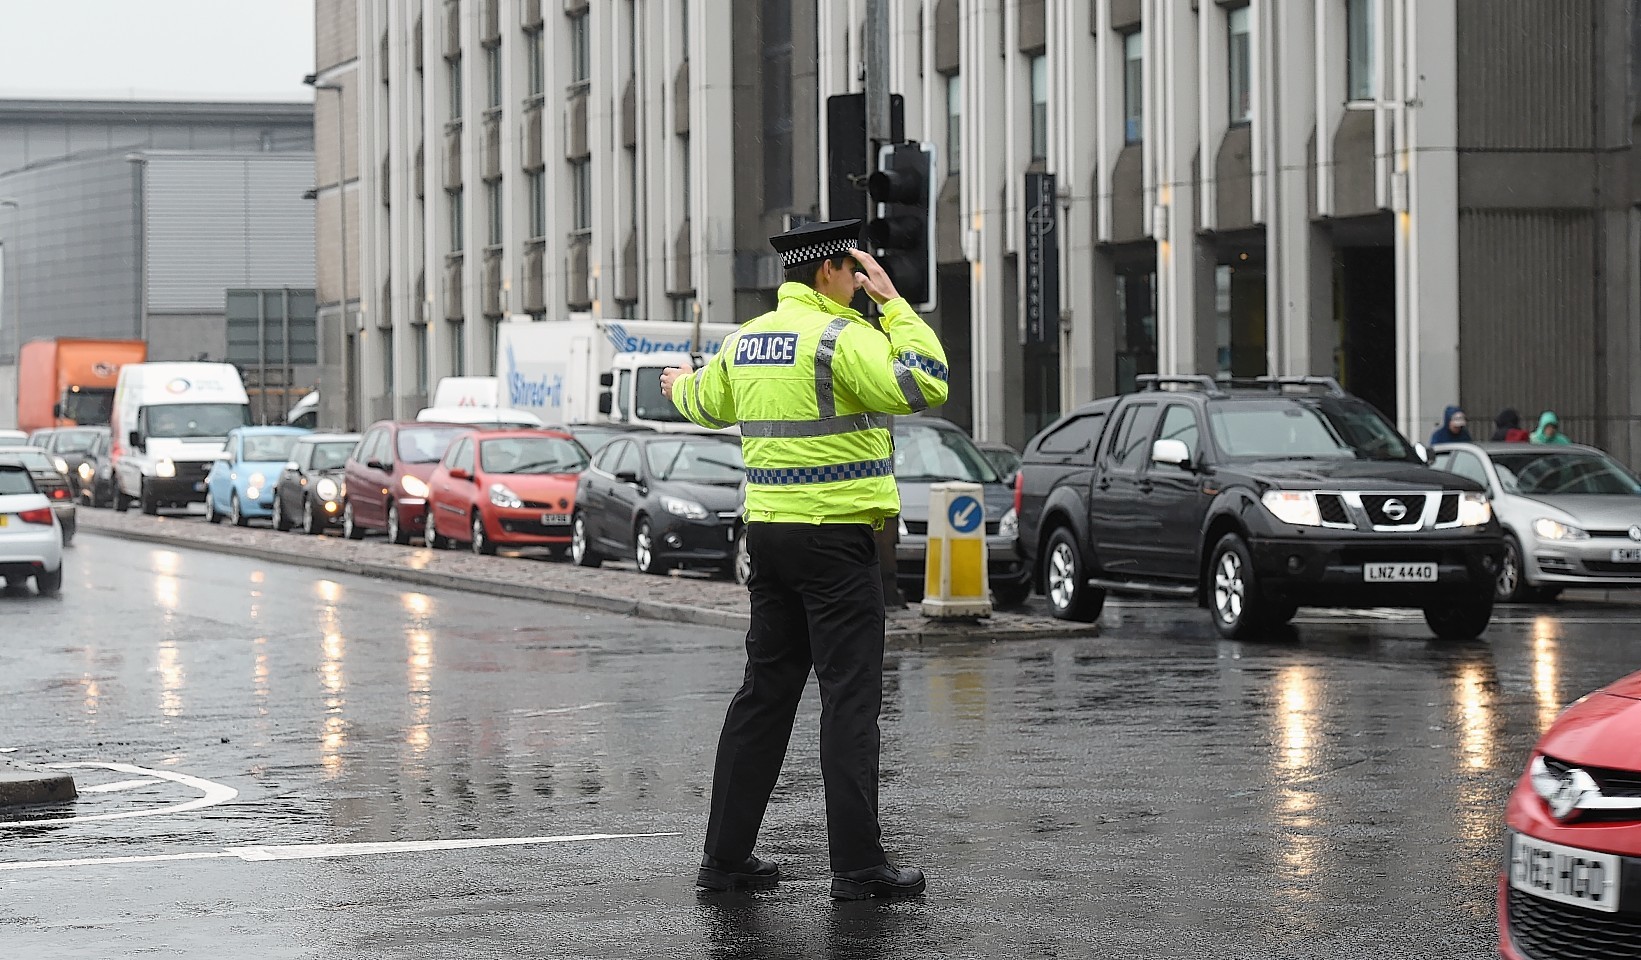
0,761,75,807
75,508,1098,645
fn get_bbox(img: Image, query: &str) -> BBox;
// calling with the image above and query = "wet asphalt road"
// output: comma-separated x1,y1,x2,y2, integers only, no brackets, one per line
3,535,1641,958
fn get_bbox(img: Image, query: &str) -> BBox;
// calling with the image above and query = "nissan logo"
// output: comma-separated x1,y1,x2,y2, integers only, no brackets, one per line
1382,498,1408,522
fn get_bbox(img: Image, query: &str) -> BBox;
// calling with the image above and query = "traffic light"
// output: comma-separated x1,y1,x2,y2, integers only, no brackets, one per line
865,141,937,310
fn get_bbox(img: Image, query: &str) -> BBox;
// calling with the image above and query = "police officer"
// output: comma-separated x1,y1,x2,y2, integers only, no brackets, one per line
661,219,948,900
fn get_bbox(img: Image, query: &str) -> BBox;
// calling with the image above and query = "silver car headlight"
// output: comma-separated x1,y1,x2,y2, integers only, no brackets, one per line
315,477,340,501
661,495,709,520
1456,492,1491,527
400,474,430,499
489,483,524,509
1261,490,1322,527
53,456,69,474
155,459,177,478
77,462,93,481
998,507,1019,539
1533,518,1589,541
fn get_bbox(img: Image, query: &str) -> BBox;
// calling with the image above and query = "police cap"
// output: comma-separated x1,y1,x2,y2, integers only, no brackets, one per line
769,219,863,268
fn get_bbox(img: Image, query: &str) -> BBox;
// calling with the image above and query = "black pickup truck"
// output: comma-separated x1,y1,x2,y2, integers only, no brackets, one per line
1015,376,1506,641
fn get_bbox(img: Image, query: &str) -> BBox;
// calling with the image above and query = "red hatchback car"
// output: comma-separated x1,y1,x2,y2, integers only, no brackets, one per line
1500,669,1641,958
426,429,589,556
343,420,472,544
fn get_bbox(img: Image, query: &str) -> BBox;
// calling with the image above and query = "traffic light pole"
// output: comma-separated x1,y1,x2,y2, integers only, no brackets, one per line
863,0,906,611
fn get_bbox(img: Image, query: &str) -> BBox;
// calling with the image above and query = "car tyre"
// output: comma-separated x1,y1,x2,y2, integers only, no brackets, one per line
302,497,323,535
1496,534,1529,603
203,489,221,524
571,511,602,568
342,501,365,540
35,564,63,596
1208,532,1267,640
272,493,292,531
139,481,159,516
230,492,249,527
113,479,131,512
1043,527,1105,622
991,580,1032,609
471,512,497,556
386,500,411,545
1423,592,1494,642
634,518,664,575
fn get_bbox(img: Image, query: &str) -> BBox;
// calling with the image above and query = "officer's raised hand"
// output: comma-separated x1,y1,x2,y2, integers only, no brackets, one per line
660,366,688,400
850,249,901,306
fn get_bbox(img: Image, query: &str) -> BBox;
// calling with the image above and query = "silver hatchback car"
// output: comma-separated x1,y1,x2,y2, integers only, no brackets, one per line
1431,442,1641,601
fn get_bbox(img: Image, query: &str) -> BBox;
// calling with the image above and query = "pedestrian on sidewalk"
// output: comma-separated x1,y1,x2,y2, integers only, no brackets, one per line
661,220,947,901
1491,408,1530,443
1430,405,1472,446
1531,410,1571,445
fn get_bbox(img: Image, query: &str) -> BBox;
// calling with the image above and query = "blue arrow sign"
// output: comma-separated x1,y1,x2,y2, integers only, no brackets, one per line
947,495,983,534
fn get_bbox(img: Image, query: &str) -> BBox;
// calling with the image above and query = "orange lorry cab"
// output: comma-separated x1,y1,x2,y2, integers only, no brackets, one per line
18,339,148,433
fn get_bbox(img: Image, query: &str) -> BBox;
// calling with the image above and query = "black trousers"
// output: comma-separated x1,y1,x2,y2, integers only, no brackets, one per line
703,521,887,872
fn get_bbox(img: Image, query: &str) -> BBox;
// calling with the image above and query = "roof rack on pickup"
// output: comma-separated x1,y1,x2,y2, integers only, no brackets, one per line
1133,374,1348,398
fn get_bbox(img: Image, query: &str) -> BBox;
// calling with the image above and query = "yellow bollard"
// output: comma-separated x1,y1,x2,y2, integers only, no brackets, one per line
921,481,992,618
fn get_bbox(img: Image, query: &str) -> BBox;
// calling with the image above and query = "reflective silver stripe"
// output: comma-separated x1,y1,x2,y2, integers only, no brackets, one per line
684,368,732,430
892,359,929,412
738,412,889,439
813,317,850,418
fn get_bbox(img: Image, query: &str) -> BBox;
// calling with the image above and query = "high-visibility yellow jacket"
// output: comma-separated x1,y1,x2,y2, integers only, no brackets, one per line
670,282,949,526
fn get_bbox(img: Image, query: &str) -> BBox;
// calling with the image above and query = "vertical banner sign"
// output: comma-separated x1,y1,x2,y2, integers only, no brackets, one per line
1023,172,1059,345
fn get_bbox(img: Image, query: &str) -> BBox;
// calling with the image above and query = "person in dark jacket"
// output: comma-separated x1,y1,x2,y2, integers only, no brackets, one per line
1491,408,1531,443
1429,406,1472,446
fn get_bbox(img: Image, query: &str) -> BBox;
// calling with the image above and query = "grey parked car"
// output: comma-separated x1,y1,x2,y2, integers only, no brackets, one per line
1432,441,1641,601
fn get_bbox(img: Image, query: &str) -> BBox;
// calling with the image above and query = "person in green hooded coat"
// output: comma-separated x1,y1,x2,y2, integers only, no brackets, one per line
1531,410,1571,445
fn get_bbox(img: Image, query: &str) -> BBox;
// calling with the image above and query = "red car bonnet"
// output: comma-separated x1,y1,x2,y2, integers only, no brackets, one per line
1534,687,1641,772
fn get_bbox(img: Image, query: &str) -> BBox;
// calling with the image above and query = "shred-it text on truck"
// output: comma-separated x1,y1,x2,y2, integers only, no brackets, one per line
17,339,148,433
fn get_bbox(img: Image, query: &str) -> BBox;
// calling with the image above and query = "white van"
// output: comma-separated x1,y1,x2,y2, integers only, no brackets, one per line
111,362,251,515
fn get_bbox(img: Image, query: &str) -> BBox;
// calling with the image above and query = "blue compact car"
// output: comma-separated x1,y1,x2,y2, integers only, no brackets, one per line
204,426,311,526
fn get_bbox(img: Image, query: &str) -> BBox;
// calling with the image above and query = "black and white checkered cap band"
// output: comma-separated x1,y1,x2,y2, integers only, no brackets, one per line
780,238,860,267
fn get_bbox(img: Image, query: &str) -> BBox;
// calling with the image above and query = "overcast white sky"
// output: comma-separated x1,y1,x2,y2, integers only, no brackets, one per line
0,0,315,102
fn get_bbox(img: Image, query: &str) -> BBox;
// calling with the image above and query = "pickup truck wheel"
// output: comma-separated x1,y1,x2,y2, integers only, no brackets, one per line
1044,527,1104,622
1423,593,1494,642
1495,534,1529,603
1209,533,1266,640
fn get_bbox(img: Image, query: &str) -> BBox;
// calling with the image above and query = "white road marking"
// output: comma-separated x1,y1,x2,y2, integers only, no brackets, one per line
0,832,683,872
0,762,236,829
76,779,159,794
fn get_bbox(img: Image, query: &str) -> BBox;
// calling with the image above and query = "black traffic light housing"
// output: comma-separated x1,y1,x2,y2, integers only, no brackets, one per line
865,141,937,310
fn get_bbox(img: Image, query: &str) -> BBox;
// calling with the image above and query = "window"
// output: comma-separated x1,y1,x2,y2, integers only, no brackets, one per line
528,170,546,239
1123,32,1143,143
448,57,463,120
680,0,689,59
381,328,396,396
486,180,503,246
611,442,641,478
571,10,590,85
1346,0,1375,102
672,296,695,325
415,324,429,394
1036,413,1107,458
1111,403,1160,472
1228,6,1251,124
450,323,466,375
486,47,501,109
1029,56,1048,161
448,187,464,252
571,159,591,231
1157,405,1201,462
527,29,545,96
679,136,691,213
1444,451,1491,490
946,73,961,175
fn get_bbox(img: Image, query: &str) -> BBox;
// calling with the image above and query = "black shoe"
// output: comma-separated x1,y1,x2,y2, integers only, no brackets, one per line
829,863,926,900
696,853,781,891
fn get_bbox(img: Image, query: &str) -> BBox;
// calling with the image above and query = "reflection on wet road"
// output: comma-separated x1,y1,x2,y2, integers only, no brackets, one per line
2,534,1639,958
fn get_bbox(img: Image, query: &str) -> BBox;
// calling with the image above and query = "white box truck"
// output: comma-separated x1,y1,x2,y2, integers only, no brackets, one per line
495,318,739,431
110,362,252,515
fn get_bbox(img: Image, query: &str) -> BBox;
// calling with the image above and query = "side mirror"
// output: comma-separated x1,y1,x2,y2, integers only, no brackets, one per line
448,467,470,481
284,461,300,472
367,459,388,471
597,393,614,416
1414,442,1431,464
1151,438,1192,469
128,430,141,449
614,469,640,485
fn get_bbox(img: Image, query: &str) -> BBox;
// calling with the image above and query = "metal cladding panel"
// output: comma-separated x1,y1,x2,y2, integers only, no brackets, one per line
1458,210,1598,438
144,154,316,313
1457,0,1595,149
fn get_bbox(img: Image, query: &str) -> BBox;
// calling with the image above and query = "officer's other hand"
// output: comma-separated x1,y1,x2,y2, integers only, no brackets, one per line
660,366,689,400
851,249,901,306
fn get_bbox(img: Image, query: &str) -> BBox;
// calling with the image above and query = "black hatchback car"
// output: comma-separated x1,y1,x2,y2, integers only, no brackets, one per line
1017,376,1507,641
272,433,361,534
571,433,743,576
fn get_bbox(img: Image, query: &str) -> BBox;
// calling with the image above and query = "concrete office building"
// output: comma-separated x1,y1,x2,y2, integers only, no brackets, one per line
0,99,316,426
818,0,1641,461
313,0,819,429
